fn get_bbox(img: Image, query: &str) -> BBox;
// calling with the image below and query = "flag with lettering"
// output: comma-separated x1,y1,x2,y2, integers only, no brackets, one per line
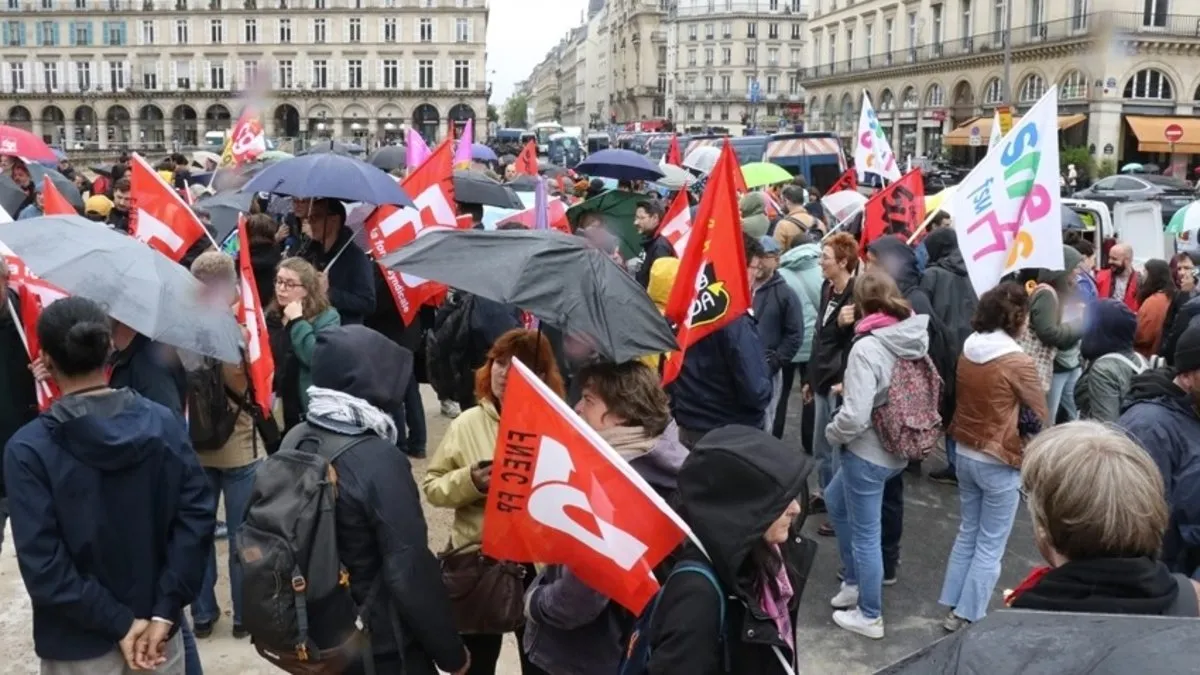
236,215,274,416
855,90,902,183
656,188,692,256
482,358,689,614
665,134,683,167
514,140,540,176
365,138,459,325
860,168,926,252
826,168,858,196
662,142,751,385
453,118,474,170
40,176,77,216
219,106,267,168
129,153,209,261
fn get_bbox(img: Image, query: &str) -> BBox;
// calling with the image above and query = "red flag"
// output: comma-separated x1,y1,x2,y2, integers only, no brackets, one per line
662,143,751,385
220,106,267,168
236,215,275,417
859,168,926,252
482,358,688,614
15,284,61,410
129,153,209,261
730,151,749,195
665,135,683,167
365,139,458,325
655,189,692,256
495,198,571,232
514,140,539,176
826,168,858,196
40,176,76,216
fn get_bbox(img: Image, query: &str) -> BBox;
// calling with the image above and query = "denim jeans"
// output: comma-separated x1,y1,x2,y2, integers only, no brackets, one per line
193,461,260,627
762,371,783,434
938,454,1021,622
395,372,427,456
946,436,958,470
825,451,904,619
181,619,202,674
812,391,843,491
1047,367,1082,424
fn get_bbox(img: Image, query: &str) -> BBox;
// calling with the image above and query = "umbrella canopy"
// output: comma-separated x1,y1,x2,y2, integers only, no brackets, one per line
193,190,257,243
0,215,243,361
367,145,407,172
0,124,58,162
472,143,498,162
741,162,793,189
507,175,541,192
453,170,525,208
565,189,644,259
540,164,571,179
1167,201,1200,234
576,149,665,182
191,150,221,168
0,176,28,217
89,163,114,177
499,153,517,164
683,146,721,175
1120,162,1145,174
257,150,294,163
29,164,84,209
821,190,869,223
1061,204,1087,231
381,229,676,362
242,154,414,206
299,139,365,156
654,163,697,191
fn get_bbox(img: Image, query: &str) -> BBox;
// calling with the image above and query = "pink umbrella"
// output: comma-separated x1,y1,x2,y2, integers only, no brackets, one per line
0,125,57,163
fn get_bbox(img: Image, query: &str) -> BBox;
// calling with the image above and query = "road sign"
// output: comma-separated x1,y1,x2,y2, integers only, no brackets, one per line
1165,123,1184,144
968,126,982,147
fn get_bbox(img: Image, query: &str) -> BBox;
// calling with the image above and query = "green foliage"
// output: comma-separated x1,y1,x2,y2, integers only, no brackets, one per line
1098,158,1117,178
1060,146,1096,181
504,94,529,128
487,104,499,123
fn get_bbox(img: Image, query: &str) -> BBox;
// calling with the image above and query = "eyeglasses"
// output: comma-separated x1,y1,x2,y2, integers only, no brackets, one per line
274,278,303,290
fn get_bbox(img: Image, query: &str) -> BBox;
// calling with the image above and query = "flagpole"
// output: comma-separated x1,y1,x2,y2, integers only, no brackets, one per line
906,185,957,245
7,297,54,401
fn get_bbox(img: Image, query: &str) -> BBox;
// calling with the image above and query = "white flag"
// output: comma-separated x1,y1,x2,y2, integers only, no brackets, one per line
952,87,1064,296
854,91,902,183
988,109,1004,150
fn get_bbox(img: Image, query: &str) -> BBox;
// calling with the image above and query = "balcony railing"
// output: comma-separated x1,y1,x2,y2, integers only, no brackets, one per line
1111,11,1200,37
674,1,806,19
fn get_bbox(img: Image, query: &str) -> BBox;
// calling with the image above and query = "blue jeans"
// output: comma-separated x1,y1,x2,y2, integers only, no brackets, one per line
193,461,260,627
182,618,203,674
938,454,1021,622
812,392,843,491
825,451,904,619
946,436,958,470
1047,367,1081,424
396,372,427,456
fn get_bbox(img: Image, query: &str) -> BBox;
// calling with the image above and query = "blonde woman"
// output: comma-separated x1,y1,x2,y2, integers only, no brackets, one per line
270,257,340,430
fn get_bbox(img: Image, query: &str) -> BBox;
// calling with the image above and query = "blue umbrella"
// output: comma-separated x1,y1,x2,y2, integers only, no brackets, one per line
241,154,414,206
576,149,666,182
472,143,498,162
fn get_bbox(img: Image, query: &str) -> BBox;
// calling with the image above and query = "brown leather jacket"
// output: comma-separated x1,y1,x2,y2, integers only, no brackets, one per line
949,350,1049,468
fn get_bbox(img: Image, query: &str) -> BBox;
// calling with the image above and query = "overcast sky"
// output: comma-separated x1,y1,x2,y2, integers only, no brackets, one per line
487,0,589,104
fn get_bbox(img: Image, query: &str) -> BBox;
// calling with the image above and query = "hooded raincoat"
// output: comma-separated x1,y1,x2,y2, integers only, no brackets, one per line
776,243,822,364
1076,299,1143,423
739,193,770,239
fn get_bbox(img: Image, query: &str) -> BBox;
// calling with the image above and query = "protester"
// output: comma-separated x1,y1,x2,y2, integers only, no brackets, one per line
271,257,341,431
17,182,43,220
914,211,951,274
1028,246,1084,421
0,264,37,556
107,178,131,233
245,213,282,309
1134,258,1174,358
9,160,35,215
747,235,803,436
4,297,213,673
83,194,113,223
638,256,681,373
305,326,471,675
1011,421,1199,616
1119,323,1200,578
1161,252,1200,362
1072,239,1099,305
647,425,813,673
772,185,816,250
363,265,428,458
292,197,376,325
1075,300,1143,423
106,319,187,417
939,282,1049,632
739,192,770,238
775,237,821,444
630,200,674,288
428,290,522,413
1097,243,1140,311
422,328,563,675
524,361,686,674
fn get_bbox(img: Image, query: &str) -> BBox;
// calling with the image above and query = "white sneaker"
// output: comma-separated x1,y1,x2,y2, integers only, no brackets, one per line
833,607,885,639
440,400,461,419
830,583,859,609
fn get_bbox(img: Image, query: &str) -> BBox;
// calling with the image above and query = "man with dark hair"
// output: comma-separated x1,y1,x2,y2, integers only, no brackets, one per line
631,199,674,288
107,178,132,233
774,184,818,249
296,197,376,325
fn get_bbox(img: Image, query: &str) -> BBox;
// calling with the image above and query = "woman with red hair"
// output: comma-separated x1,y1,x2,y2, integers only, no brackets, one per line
422,328,564,675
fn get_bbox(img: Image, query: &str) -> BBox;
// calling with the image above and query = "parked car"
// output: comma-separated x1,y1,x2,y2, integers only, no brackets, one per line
1072,174,1195,224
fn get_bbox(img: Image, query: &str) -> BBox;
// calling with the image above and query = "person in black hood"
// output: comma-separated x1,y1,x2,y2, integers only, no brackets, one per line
631,200,676,289
1119,323,1200,577
1075,300,1143,423
305,325,470,675
648,425,816,674
0,266,38,556
4,297,213,671
363,265,428,457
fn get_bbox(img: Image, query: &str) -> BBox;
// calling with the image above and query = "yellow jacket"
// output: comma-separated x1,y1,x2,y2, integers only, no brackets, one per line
421,401,500,551
638,257,681,371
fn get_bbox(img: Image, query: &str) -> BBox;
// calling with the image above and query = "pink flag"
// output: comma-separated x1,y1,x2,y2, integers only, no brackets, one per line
453,118,474,169
406,128,432,168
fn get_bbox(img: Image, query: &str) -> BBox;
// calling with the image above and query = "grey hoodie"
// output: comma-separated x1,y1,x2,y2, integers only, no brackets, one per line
826,315,930,470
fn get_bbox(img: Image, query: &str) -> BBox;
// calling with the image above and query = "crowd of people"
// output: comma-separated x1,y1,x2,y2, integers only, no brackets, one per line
0,147,1197,675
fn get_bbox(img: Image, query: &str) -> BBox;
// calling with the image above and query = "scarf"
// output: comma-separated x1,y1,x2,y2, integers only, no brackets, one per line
598,425,656,460
855,311,901,336
1008,557,1182,616
305,386,398,445
759,545,795,651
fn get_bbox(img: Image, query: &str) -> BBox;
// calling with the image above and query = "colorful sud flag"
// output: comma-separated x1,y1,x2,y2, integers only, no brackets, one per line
656,188,693,256
219,106,267,168
826,168,858,196
406,127,433,169
129,153,209,261
662,142,752,385
514,140,539,176
860,168,926,252
40,176,76,216
665,134,683,167
855,90,902,183
365,138,460,325
482,358,689,614
453,118,474,170
236,215,275,417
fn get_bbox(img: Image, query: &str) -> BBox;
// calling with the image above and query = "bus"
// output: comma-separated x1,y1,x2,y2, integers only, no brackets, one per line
728,136,769,164
764,132,847,193
531,122,564,153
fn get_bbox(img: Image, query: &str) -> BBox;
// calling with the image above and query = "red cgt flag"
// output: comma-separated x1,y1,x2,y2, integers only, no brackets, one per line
15,284,62,410
859,168,926,253
236,215,275,417
40,176,77,216
826,168,858,196
665,134,683,167
482,358,688,614
129,153,209,261
662,142,752,385
514,140,539,176
655,188,692,256
365,139,460,325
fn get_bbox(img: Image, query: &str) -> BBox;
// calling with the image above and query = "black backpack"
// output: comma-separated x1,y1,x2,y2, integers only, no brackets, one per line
237,423,379,673
619,560,730,675
186,358,241,451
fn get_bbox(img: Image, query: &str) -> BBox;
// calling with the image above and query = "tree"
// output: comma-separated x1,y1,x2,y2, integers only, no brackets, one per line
487,104,500,124
504,94,529,128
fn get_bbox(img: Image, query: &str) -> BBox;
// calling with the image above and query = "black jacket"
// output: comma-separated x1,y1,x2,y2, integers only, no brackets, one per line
752,272,804,373
808,277,856,396
105,208,130,234
309,327,467,674
108,335,187,418
667,316,773,433
0,289,37,499
1161,293,1200,365
250,242,282,309
649,426,816,675
298,226,377,326
431,293,521,408
635,233,675,289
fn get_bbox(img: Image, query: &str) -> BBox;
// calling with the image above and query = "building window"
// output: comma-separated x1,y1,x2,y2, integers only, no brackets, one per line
456,17,469,42
38,21,54,46
902,86,918,108
76,61,91,91
209,18,222,43
42,61,58,92
879,89,895,110
828,31,835,64
210,61,225,89
720,103,729,120
109,60,125,90
688,49,695,66
175,59,191,88
766,74,777,94
107,22,123,45
705,23,713,40
418,59,433,89
10,61,24,92
347,59,363,88
907,11,917,48
1123,68,1173,100
313,0,324,7
1018,73,1045,102
722,47,731,65
767,47,778,65
884,18,893,60
140,20,154,45
312,59,327,88
721,74,730,92
788,74,800,94
865,22,874,58
932,5,943,45
768,22,778,39
983,76,1004,104
75,0,86,7
704,75,713,92
175,19,188,44
278,59,293,88
142,66,156,90
382,59,399,88
721,22,731,38
747,22,757,38
688,25,696,40
705,47,713,65
746,46,756,63
992,0,1006,42
348,18,361,42
241,59,257,86
686,104,695,120
313,18,326,43
1059,69,1088,100
244,18,256,43
419,18,433,42
278,18,291,43
962,1,972,46
1143,0,1168,28
703,104,712,121
813,33,821,67
383,18,397,42
454,58,469,89
926,83,945,107
1071,0,1089,31
791,22,801,39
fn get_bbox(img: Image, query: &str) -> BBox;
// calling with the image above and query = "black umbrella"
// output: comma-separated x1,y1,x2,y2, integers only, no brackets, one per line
507,175,540,192
28,164,84,209
500,153,517,164
368,145,407,172
89,163,114,177
453,171,525,209
539,163,571,179
0,176,29,217
381,229,677,362
299,139,365,156
193,190,256,243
